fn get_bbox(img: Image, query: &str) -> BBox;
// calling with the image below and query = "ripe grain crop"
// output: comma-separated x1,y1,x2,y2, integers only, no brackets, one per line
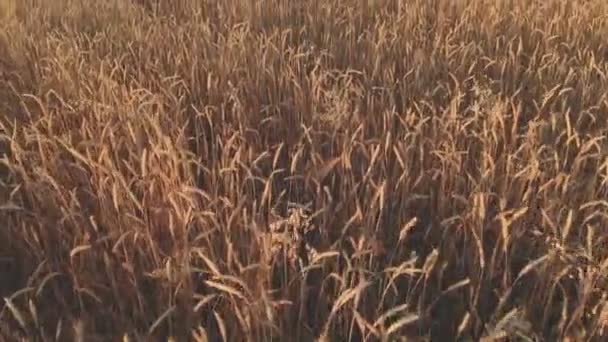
2,0,608,340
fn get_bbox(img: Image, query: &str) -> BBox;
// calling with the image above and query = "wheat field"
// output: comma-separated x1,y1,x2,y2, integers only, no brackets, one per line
1,0,608,341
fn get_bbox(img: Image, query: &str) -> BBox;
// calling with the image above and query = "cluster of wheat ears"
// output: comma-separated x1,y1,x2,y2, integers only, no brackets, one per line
1,0,608,341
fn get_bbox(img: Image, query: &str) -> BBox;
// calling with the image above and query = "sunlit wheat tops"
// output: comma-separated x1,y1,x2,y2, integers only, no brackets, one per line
1,0,608,341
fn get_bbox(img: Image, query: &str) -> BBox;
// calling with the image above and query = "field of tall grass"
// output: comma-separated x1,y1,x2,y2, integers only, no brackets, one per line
1,0,608,340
